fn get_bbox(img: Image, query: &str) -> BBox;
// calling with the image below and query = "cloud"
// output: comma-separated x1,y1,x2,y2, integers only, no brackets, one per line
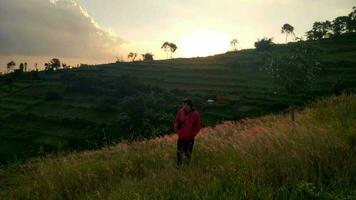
0,0,124,60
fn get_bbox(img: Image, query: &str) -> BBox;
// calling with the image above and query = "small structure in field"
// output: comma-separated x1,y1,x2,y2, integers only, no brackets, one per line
207,99,215,104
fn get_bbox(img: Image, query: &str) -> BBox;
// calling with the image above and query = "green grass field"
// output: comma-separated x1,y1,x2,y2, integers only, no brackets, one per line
1,95,355,199
0,35,355,164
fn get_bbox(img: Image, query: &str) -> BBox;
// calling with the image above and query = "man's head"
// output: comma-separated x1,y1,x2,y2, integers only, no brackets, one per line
182,98,193,111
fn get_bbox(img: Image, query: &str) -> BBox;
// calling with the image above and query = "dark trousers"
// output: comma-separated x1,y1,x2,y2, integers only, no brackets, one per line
177,139,195,166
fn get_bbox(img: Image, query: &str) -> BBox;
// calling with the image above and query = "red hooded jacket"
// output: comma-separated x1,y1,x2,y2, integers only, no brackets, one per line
174,108,201,141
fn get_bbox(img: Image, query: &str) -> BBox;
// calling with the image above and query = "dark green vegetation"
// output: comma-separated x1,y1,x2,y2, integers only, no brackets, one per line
1,34,356,164
0,72,180,164
306,6,355,40
1,95,355,199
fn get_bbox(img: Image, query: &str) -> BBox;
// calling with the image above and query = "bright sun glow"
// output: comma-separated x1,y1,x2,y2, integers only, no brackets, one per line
178,29,231,58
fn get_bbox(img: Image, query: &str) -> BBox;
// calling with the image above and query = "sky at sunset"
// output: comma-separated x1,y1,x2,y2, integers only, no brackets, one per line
0,0,354,72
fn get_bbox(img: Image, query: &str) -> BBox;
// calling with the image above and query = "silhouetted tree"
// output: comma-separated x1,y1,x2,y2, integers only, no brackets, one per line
254,37,274,51
347,6,356,32
264,43,321,127
127,52,137,62
19,63,24,72
45,58,61,71
161,42,171,58
142,53,154,62
24,62,28,72
62,63,70,69
230,39,239,51
169,43,177,58
161,42,177,58
306,21,332,40
294,36,304,42
281,23,295,43
332,16,349,36
6,61,16,73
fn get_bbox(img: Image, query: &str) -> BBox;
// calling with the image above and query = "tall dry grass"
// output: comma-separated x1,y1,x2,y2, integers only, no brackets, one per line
1,95,355,199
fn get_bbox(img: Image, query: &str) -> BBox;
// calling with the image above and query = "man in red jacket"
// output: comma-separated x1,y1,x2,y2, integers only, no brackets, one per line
174,98,201,166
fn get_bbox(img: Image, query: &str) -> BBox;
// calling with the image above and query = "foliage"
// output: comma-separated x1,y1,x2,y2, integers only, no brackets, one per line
64,73,102,94
230,39,238,51
45,91,62,101
0,35,355,165
0,95,355,199
281,23,295,42
95,98,117,112
161,42,178,58
348,6,356,32
6,61,16,73
142,53,154,62
62,63,69,69
306,21,332,40
332,16,349,36
254,37,274,51
306,6,356,40
45,58,61,71
127,52,137,62
263,43,322,99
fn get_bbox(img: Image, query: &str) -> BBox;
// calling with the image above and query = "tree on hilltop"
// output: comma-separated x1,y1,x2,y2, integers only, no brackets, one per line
306,21,332,40
169,43,177,58
347,6,356,32
142,53,154,62
332,16,349,36
128,52,138,62
230,39,239,51
45,58,61,71
7,61,16,73
255,37,274,51
161,42,178,59
19,63,24,72
281,23,295,43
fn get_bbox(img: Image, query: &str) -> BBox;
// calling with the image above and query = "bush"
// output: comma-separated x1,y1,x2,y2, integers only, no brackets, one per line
112,77,144,97
170,88,188,96
1,95,355,199
65,75,102,94
45,91,62,101
95,98,116,112
142,53,154,62
255,37,274,51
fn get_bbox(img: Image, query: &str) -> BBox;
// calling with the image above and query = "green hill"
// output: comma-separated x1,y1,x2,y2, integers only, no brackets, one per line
1,95,355,199
0,35,356,163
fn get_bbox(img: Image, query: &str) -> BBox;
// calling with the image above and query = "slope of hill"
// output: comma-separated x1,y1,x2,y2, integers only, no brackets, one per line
0,35,356,164
0,95,355,199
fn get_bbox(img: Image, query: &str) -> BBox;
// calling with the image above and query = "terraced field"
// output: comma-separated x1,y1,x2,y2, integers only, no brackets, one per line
97,36,356,115
0,35,355,164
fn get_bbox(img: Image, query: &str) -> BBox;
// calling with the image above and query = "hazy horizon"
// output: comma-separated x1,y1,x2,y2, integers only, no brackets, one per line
0,0,354,72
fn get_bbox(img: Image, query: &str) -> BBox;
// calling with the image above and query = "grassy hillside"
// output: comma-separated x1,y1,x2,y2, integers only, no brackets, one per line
0,95,355,199
0,35,356,163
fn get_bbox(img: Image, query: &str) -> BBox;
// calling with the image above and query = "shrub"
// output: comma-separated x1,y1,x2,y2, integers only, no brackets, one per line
255,37,274,51
142,53,154,62
170,88,188,96
45,91,62,101
95,98,116,112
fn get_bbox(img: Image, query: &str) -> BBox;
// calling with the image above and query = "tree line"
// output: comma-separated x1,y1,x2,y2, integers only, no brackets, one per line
5,58,80,75
4,7,355,71
124,42,178,63
306,6,356,40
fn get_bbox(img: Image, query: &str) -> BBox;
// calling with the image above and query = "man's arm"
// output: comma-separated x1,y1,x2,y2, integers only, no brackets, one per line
191,112,201,138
